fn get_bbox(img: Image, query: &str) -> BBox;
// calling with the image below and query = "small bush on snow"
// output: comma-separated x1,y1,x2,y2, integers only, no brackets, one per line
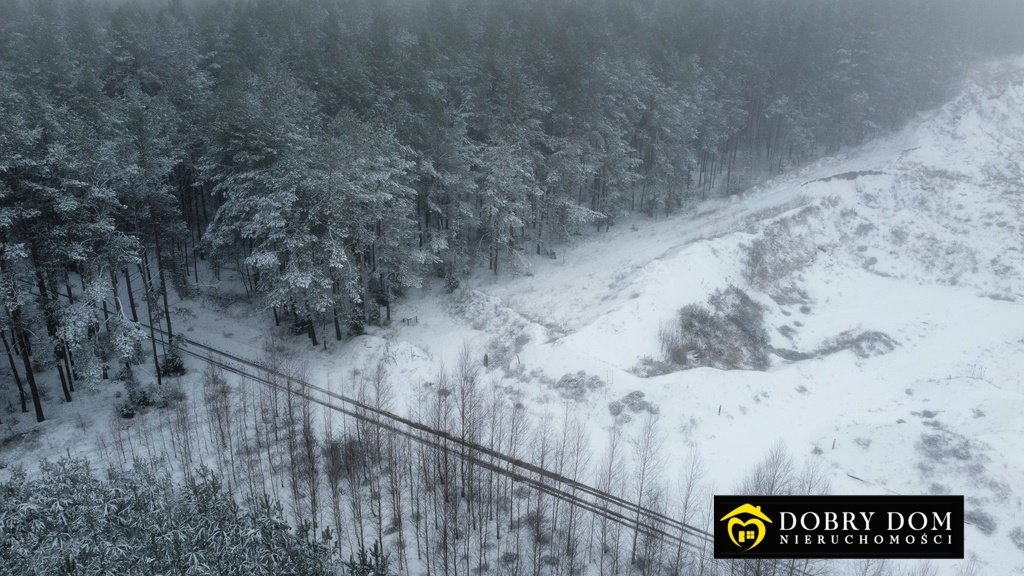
608,391,659,422
552,370,605,401
159,352,186,377
917,433,973,462
816,330,898,358
743,218,818,290
1009,527,1024,551
632,356,677,377
656,286,770,371
117,369,185,418
965,509,997,536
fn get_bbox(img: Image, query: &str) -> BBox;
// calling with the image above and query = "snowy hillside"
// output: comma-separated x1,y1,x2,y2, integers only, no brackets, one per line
384,56,1024,573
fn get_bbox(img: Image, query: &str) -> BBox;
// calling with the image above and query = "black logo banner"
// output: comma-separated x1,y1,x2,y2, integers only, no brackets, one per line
714,495,964,559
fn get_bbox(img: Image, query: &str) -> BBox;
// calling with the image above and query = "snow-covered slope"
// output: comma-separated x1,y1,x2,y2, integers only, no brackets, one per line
398,56,1024,573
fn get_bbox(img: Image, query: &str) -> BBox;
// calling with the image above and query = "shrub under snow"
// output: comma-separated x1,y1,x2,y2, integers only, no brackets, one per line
656,286,770,371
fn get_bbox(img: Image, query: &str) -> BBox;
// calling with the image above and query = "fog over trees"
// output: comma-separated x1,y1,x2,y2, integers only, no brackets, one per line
2,0,1020,423
1,0,1021,421
0,0,1021,574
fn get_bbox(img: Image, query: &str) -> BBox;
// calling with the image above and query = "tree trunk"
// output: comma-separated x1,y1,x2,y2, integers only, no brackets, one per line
63,344,76,389
64,270,74,305
124,268,139,322
15,317,44,422
110,268,123,316
1,331,27,412
56,361,72,403
360,255,371,324
142,260,163,386
29,249,57,338
307,313,319,347
152,228,174,342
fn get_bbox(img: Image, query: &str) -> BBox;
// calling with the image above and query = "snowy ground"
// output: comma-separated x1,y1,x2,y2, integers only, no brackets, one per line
394,56,1024,573
3,57,1023,574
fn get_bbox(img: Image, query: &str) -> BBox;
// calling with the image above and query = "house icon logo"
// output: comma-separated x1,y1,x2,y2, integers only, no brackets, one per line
720,503,773,551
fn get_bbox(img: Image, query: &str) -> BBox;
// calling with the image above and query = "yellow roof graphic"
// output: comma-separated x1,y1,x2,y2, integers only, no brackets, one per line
720,504,772,523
